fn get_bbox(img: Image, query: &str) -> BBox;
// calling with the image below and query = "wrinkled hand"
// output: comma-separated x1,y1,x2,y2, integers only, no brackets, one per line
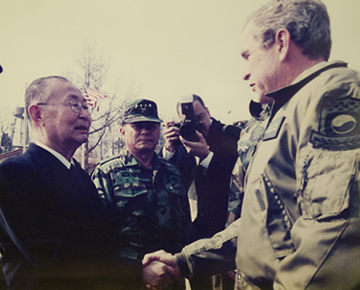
163,121,180,153
180,131,210,161
143,250,183,282
142,260,175,290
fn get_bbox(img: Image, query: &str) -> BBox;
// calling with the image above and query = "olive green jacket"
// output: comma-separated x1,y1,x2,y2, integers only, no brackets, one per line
177,61,360,290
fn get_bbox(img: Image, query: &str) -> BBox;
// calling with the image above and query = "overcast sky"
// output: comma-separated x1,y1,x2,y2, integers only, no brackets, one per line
1,0,360,124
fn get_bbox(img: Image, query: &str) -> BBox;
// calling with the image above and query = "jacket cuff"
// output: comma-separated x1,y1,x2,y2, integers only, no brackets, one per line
175,252,192,278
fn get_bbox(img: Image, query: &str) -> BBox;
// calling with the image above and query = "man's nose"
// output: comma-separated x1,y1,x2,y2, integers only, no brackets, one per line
79,108,91,122
140,127,150,134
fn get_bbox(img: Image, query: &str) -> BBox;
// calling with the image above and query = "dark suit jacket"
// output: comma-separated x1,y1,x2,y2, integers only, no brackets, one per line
169,118,240,239
0,143,141,290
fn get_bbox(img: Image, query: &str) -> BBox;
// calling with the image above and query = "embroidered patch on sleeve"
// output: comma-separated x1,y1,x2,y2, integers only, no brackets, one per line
262,116,285,141
310,95,360,150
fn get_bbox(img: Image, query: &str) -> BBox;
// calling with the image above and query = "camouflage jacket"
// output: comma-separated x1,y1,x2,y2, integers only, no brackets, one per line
237,101,271,173
91,149,194,260
227,101,271,223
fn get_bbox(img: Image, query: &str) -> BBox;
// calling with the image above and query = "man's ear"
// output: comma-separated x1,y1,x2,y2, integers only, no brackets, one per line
275,28,291,62
120,127,126,139
28,104,43,126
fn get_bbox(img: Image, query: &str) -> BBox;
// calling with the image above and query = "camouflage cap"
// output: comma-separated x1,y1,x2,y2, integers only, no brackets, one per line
122,99,162,124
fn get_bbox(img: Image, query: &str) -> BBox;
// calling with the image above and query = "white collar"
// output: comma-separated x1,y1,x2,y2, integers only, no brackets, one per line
35,141,74,170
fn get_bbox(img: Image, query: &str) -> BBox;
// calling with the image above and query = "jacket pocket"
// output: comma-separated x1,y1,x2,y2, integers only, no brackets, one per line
157,175,184,228
297,149,358,220
113,180,147,209
252,172,295,258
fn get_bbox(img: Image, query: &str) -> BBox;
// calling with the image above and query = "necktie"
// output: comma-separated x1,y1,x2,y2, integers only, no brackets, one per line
188,179,198,222
187,164,206,222
69,164,85,188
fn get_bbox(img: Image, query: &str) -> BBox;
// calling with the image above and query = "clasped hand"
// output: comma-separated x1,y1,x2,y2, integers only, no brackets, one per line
141,250,182,290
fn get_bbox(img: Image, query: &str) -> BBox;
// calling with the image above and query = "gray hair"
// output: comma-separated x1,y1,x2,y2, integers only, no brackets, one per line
25,76,69,120
247,0,331,61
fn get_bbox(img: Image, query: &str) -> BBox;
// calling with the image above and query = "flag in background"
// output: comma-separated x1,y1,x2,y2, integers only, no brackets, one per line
84,88,106,112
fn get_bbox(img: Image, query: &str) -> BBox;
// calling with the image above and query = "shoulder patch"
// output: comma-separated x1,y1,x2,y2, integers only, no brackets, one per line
262,117,285,141
310,95,360,150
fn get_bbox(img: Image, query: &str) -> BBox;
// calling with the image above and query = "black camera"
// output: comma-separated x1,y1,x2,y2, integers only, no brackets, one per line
171,96,204,142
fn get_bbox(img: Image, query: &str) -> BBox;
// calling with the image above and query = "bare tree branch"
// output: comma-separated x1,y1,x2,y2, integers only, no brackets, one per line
66,43,135,171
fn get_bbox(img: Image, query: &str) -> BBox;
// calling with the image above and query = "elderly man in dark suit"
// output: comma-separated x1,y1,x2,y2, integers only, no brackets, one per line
0,76,167,290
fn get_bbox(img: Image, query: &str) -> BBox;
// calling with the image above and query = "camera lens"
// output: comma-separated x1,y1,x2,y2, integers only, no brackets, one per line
180,123,199,142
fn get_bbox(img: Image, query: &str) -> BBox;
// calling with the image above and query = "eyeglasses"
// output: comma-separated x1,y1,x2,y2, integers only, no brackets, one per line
37,101,90,114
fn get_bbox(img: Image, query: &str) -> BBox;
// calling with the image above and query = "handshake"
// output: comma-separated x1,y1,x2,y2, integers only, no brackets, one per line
141,250,186,290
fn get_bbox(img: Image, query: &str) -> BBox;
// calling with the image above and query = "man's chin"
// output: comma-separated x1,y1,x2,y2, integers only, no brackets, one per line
135,145,156,153
258,94,273,105
74,136,89,146
137,140,155,147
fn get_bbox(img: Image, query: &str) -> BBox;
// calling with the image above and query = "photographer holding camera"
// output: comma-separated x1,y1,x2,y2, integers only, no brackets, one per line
163,94,240,236
162,94,240,290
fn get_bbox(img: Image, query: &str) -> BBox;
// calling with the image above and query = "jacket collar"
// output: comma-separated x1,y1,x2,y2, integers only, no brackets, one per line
26,143,74,173
35,140,74,169
120,148,161,170
249,100,271,121
265,60,348,117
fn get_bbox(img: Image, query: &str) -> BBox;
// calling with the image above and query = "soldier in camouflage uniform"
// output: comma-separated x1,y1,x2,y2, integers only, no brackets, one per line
91,99,193,289
225,98,273,287
227,100,272,225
